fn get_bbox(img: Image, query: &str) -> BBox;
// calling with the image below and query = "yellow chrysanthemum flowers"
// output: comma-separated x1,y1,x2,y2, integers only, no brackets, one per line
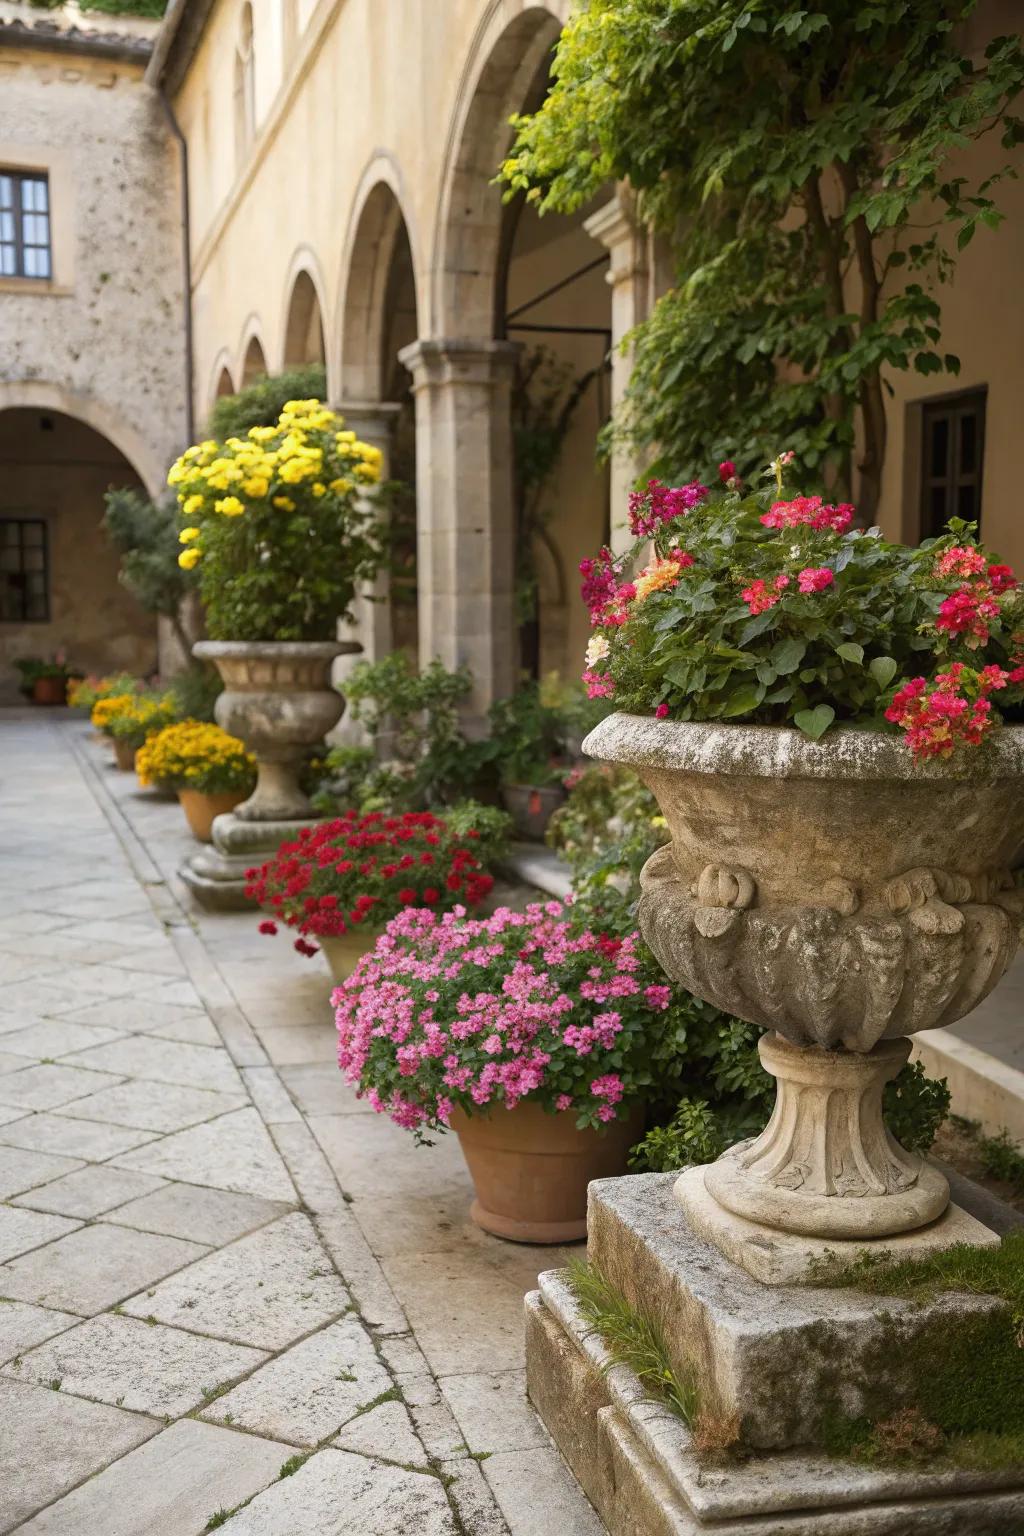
179,546,201,570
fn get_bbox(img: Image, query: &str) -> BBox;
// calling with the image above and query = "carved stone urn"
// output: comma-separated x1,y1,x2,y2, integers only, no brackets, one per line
583,713,1024,1242
193,640,359,821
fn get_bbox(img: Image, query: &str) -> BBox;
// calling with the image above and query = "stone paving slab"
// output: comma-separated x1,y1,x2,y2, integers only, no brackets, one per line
3,1312,269,1417
59,1077,248,1133
0,1208,81,1264
0,1112,158,1160
0,1063,124,1112
0,1301,78,1366
58,997,209,1036
120,1211,347,1349
113,1106,299,1202
0,1377,158,1533
0,1019,129,1058
334,1398,427,1464
63,1035,244,1095
0,1221,207,1314
102,1182,291,1246
0,1145,83,1199
202,1314,393,1446
13,1165,167,1219
13,1418,285,1535
217,1447,459,1534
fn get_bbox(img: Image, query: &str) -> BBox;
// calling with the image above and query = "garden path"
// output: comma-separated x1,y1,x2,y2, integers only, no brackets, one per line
0,710,603,1536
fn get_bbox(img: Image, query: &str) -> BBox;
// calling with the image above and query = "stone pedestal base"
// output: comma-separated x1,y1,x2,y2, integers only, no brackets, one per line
179,812,314,911
525,1173,1023,1534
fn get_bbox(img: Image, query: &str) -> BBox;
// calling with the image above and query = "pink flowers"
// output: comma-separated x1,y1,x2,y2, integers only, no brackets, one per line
934,546,987,580
935,586,1000,649
583,669,615,700
741,574,789,615
797,566,834,594
885,663,996,761
627,478,708,538
654,702,670,719
333,902,688,1136
760,496,853,534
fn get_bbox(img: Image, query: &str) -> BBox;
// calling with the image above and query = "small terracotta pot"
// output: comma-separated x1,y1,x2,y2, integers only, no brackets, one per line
113,738,138,772
32,676,67,706
501,783,567,841
178,787,248,843
319,929,381,985
450,1101,643,1244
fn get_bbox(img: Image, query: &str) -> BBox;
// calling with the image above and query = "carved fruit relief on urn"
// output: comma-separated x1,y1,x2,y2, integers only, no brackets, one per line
584,713,1024,1241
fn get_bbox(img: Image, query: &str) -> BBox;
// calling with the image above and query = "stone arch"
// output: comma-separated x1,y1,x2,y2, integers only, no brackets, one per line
281,256,328,370
0,380,165,501
337,161,422,401
234,0,255,170
432,0,569,338
239,325,268,385
206,351,236,420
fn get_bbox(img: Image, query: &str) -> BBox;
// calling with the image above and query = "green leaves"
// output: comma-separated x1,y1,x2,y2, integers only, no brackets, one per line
869,655,899,689
836,641,864,664
794,704,835,740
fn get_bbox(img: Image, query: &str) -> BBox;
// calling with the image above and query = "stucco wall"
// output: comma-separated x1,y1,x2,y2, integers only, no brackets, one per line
0,36,188,498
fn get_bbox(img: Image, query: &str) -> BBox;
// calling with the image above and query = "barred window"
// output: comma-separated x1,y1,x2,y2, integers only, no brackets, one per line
920,389,987,541
0,518,50,622
0,172,52,280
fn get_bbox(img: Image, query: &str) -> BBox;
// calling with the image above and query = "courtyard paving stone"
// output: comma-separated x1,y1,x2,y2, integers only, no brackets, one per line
0,715,604,1534
0,1377,157,1533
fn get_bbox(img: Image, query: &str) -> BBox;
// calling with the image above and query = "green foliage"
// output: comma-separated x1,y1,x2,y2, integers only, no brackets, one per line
102,487,195,655
547,762,667,932
166,665,223,725
342,653,490,807
818,1232,1024,1468
503,2,1024,510
951,1115,1024,1193
884,1060,951,1154
13,656,73,688
486,678,569,786
208,366,327,439
440,799,514,869
568,1257,699,1422
28,0,166,11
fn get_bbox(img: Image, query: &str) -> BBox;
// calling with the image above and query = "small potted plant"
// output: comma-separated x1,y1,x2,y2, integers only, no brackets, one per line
92,692,177,771
247,810,495,982
487,679,570,840
136,721,256,841
14,655,75,706
167,398,387,823
334,900,697,1242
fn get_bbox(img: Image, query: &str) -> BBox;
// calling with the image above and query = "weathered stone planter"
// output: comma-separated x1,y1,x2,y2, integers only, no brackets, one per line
180,639,359,909
584,713,1024,1247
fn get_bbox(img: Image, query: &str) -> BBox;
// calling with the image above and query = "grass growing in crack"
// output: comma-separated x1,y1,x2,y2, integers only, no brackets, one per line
567,1258,698,1424
347,1385,404,1420
278,1452,312,1480
952,1116,1024,1195
204,1511,232,1530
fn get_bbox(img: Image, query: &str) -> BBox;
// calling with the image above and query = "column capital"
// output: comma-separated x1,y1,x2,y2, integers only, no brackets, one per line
584,188,641,251
398,337,521,391
333,399,403,447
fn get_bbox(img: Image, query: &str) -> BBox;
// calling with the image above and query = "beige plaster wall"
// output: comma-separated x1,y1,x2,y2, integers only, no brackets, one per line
0,34,189,498
0,409,158,698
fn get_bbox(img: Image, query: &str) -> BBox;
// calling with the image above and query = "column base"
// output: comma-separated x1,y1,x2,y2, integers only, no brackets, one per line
525,1172,1024,1534
179,812,318,912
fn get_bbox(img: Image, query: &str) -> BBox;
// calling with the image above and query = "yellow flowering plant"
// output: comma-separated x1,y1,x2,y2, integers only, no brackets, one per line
92,692,178,750
72,674,143,711
137,721,256,796
168,399,387,641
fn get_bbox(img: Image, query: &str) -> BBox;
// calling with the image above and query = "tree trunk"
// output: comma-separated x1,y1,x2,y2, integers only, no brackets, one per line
803,174,853,498
838,163,887,525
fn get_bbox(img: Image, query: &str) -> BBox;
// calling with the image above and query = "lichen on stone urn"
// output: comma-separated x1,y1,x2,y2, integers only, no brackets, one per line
583,712,1024,1241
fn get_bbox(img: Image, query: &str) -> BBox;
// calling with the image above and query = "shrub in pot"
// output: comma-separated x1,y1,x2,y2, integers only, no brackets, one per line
137,721,256,841
91,692,176,771
247,810,496,980
167,398,388,822
578,457,1024,1243
14,656,76,706
334,899,711,1242
487,680,570,839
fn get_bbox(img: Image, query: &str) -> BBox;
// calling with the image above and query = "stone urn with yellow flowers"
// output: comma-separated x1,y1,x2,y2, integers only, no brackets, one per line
167,397,387,908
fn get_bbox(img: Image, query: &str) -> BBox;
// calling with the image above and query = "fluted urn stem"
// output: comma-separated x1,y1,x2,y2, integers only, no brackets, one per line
701,1033,949,1239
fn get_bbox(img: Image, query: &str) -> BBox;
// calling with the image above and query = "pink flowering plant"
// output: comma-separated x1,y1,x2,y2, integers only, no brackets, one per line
334,900,723,1138
582,455,1024,759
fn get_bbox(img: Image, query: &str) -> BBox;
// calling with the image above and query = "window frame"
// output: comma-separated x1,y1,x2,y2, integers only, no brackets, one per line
917,386,988,542
0,169,53,282
0,515,51,624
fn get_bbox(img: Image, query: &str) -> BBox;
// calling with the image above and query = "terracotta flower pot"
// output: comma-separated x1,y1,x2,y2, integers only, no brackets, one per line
585,712,1024,1241
193,639,360,822
501,783,566,841
113,738,138,772
319,929,381,985
178,787,248,843
32,676,67,706
450,1101,643,1244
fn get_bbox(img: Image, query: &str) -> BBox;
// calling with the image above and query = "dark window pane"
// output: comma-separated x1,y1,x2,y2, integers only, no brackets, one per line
0,518,48,620
958,482,979,520
930,486,947,529
929,417,950,479
0,171,51,279
960,412,977,476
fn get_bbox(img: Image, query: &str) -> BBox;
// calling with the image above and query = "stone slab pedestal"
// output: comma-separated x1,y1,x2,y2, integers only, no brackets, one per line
179,812,314,911
525,1173,1024,1534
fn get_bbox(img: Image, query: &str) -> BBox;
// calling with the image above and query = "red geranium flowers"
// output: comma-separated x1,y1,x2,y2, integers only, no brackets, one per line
247,811,494,951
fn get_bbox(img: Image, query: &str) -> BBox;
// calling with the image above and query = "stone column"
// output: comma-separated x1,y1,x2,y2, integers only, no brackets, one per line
398,338,519,729
584,191,650,555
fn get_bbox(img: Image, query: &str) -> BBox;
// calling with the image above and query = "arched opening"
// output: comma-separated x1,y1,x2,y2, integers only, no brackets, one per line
241,333,267,385
434,3,611,684
282,269,326,368
340,180,420,656
233,1,255,172
0,407,158,699
215,365,235,400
